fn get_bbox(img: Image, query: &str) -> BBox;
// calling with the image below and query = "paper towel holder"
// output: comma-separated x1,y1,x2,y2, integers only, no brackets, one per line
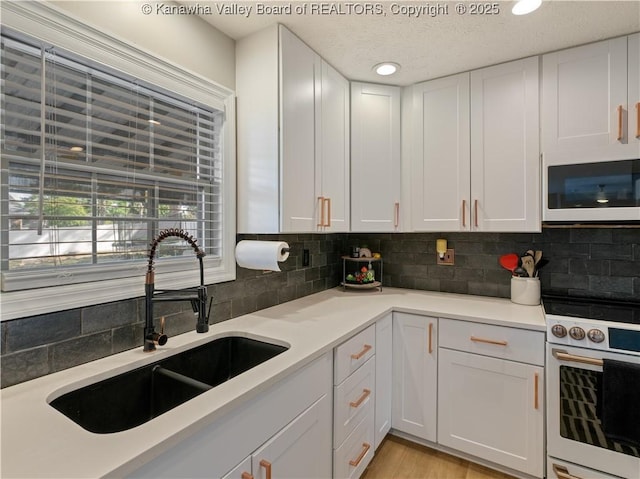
281,247,290,254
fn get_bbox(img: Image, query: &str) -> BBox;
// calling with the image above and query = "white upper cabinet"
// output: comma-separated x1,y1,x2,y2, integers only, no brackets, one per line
236,25,349,233
319,61,350,232
470,57,541,232
410,73,470,231
408,57,540,232
542,35,640,165
351,83,401,232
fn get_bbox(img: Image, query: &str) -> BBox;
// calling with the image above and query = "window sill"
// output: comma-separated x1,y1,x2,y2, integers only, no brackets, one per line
0,265,235,322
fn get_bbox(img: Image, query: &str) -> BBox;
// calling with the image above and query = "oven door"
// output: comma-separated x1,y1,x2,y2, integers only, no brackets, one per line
547,344,640,479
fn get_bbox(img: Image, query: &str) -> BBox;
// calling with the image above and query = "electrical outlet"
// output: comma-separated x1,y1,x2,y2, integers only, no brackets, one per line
437,248,455,265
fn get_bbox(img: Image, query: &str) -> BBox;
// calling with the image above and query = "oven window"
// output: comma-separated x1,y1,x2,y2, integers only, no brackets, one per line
560,365,640,457
548,159,640,209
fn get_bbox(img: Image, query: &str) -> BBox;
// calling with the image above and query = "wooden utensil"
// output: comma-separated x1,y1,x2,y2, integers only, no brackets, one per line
521,255,535,278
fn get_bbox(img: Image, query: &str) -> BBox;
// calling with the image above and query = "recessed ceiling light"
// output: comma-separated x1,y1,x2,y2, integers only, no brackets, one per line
512,0,542,15
374,62,400,76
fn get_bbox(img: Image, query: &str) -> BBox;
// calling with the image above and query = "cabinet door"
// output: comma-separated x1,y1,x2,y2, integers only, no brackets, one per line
471,57,540,232
320,61,350,232
542,37,630,163
374,313,392,450
351,82,401,232
392,313,437,442
410,73,470,232
251,394,332,479
280,26,321,232
438,348,544,477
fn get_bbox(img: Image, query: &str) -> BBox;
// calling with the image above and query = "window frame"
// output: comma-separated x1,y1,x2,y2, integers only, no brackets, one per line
0,2,236,321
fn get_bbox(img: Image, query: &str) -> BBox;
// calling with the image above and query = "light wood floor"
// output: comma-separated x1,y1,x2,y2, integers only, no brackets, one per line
361,435,517,479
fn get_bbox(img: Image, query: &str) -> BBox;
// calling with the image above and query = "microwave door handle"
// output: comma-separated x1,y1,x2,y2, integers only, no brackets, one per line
552,349,603,367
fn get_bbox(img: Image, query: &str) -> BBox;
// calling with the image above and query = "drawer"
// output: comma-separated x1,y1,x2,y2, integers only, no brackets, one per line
333,408,375,479
439,318,544,366
334,356,375,448
334,324,375,384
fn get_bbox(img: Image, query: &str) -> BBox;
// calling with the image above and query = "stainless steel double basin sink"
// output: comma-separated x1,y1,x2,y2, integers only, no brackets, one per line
49,336,288,433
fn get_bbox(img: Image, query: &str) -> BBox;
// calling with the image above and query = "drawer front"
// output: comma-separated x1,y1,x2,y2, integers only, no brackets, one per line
333,408,375,479
439,318,544,365
334,356,375,448
334,324,375,384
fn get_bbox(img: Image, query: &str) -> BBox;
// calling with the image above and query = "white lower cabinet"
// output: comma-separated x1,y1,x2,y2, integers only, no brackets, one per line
333,325,376,479
437,319,544,478
391,312,438,442
374,313,392,450
129,353,332,479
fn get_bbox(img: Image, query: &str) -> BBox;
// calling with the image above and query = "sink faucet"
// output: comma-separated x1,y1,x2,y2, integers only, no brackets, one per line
144,229,210,352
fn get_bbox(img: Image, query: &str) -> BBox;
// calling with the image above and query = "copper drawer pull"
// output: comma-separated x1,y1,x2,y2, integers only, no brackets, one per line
462,199,466,227
617,105,623,141
241,473,254,479
260,460,272,479
428,322,433,354
349,388,371,408
552,464,583,479
317,196,325,227
636,102,640,138
552,349,603,367
324,197,331,227
349,442,371,467
474,199,479,228
394,202,400,228
534,372,539,410
350,344,372,360
470,336,508,346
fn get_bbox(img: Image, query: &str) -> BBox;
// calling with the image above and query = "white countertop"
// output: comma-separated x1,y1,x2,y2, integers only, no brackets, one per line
0,287,545,478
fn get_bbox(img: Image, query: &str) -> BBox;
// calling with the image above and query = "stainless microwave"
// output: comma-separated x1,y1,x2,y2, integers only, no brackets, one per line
544,158,640,222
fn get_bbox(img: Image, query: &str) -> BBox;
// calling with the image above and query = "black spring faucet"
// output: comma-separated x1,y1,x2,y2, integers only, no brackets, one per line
144,229,210,352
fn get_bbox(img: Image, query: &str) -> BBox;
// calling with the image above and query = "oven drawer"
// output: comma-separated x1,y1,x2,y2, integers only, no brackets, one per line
547,457,623,479
439,318,544,365
334,325,375,384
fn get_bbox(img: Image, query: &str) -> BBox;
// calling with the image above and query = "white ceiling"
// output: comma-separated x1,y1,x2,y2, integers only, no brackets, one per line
194,0,640,86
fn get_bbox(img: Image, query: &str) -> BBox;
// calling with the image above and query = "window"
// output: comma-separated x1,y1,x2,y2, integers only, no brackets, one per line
0,19,235,319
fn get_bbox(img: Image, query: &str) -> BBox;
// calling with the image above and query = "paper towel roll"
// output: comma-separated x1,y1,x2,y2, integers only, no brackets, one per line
235,240,290,271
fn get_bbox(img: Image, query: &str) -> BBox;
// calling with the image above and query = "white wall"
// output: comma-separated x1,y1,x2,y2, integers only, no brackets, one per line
50,1,235,90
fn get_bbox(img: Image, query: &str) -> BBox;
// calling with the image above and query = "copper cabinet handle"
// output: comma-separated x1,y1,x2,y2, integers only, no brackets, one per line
428,322,433,354
394,202,400,228
462,199,466,227
636,102,640,138
470,336,508,346
534,372,539,410
241,473,254,479
474,199,479,228
349,442,371,467
617,105,624,141
260,460,272,479
324,197,331,227
350,344,372,360
552,464,583,479
349,388,371,408
552,349,603,367
317,196,325,227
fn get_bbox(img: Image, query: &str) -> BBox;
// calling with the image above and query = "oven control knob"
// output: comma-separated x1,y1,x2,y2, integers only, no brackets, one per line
588,329,606,343
551,324,567,338
569,326,586,340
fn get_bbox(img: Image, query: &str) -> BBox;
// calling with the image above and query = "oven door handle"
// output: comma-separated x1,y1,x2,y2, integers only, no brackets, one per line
552,464,584,479
552,348,603,367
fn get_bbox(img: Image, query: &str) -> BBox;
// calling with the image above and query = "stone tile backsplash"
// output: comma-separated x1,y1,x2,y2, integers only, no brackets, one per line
2,228,638,388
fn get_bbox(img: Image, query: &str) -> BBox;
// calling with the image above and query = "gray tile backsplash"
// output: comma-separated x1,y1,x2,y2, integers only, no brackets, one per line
2,228,638,388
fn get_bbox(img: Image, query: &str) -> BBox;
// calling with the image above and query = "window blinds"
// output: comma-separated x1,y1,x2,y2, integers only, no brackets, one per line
1,34,224,291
